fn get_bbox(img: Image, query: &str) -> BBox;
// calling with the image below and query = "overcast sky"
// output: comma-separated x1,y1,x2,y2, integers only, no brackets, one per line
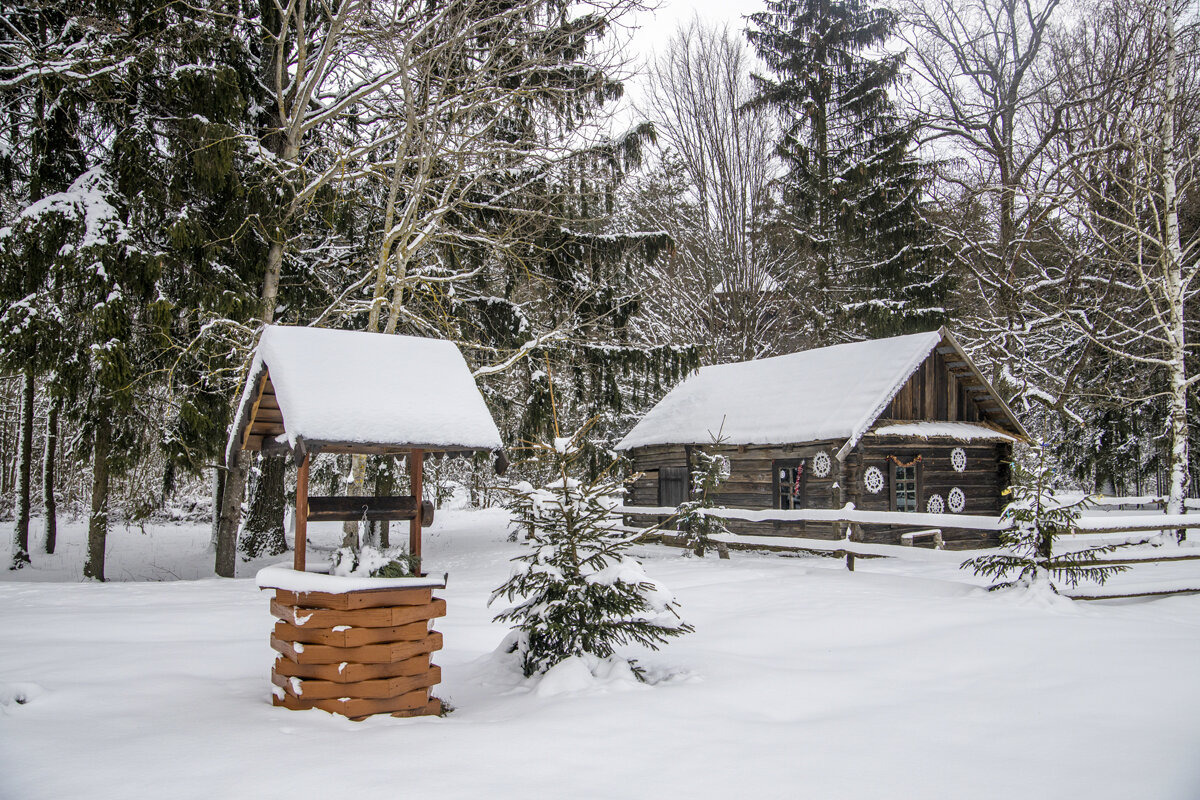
625,0,768,63
609,0,769,129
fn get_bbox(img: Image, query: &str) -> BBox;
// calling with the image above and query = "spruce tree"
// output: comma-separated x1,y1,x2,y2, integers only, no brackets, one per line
746,0,951,339
675,445,733,558
963,448,1129,592
491,423,693,678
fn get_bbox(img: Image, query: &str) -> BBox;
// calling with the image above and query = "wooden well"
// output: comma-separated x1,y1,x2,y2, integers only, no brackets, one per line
268,583,446,720
233,327,508,721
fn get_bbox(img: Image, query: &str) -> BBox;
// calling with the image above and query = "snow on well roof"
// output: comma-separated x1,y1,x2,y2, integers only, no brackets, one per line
232,326,503,453
618,331,960,451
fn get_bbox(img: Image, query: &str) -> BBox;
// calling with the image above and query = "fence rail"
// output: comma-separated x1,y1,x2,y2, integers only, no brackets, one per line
619,503,1200,536
620,503,1200,598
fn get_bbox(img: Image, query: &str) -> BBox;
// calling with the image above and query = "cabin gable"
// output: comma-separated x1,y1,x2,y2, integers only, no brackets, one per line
877,346,999,427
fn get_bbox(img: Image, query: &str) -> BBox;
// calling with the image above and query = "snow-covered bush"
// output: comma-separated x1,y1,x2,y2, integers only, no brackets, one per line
491,424,693,678
962,450,1128,591
675,447,732,558
330,545,418,578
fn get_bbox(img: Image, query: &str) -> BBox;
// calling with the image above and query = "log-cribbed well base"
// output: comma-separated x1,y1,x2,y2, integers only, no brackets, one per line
268,585,446,720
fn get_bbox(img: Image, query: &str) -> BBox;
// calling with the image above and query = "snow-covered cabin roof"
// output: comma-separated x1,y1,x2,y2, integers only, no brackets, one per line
616,328,1026,454
231,326,503,456
867,422,1019,443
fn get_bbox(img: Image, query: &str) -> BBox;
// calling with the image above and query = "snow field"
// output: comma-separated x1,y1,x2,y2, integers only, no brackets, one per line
1,510,1199,800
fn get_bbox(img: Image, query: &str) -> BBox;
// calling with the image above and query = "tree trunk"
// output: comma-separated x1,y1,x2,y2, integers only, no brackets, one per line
210,462,225,550
376,462,395,549
83,415,110,582
342,454,367,549
1161,0,1189,540
9,368,34,569
42,399,57,555
240,453,289,559
215,447,246,578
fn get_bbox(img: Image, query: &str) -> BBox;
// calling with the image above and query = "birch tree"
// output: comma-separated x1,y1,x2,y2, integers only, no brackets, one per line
1056,0,1200,522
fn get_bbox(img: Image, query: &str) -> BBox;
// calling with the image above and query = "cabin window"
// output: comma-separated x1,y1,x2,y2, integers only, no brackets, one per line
775,460,806,509
892,462,919,512
658,466,689,508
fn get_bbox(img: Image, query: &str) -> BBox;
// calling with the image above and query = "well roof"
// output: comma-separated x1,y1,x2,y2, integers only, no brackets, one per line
230,326,503,457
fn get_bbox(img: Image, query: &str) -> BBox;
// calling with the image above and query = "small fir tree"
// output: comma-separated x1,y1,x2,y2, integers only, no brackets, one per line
676,446,732,558
491,423,693,678
963,449,1129,592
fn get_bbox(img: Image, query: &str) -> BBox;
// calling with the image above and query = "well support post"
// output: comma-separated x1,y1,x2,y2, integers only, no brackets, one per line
294,453,309,572
409,449,424,566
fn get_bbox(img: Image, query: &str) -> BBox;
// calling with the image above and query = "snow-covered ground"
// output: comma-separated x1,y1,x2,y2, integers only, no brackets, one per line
2,511,1199,800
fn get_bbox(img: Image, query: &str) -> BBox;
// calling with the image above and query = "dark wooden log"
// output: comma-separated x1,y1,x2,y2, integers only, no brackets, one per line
410,449,424,564
306,495,419,522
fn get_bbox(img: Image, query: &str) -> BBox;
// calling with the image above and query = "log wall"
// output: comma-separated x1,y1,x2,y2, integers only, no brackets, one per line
626,437,1012,549
268,585,445,720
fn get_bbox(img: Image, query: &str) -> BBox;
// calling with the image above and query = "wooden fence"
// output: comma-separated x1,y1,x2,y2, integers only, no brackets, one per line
619,503,1200,599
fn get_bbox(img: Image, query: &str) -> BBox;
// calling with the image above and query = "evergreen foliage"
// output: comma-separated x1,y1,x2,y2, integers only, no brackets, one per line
746,0,951,339
962,449,1130,591
675,445,732,557
491,423,693,678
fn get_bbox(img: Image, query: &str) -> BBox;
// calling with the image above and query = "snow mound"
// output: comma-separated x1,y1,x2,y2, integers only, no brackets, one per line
534,655,647,697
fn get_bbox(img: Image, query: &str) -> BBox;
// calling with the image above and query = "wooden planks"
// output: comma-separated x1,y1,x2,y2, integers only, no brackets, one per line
272,665,440,700
274,620,431,647
241,372,269,450
274,587,433,610
274,654,434,683
271,597,446,629
272,690,442,719
268,584,446,720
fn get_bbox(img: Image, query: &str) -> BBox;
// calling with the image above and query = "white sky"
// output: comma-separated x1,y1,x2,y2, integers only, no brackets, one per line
625,0,768,63
607,0,770,130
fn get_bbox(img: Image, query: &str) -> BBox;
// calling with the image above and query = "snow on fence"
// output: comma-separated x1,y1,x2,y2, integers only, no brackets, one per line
620,503,1200,537
617,504,996,565
1068,493,1200,511
617,504,1200,581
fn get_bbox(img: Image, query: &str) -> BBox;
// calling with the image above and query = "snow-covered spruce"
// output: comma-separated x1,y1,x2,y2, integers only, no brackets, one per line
675,447,732,558
962,449,1129,591
491,426,692,678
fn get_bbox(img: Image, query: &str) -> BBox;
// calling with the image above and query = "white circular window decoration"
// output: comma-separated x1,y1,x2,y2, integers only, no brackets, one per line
927,493,945,514
951,447,967,473
863,466,885,494
812,450,832,478
948,487,966,513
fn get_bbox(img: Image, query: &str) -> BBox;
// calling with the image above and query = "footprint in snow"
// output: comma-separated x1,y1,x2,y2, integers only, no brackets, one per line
0,682,46,710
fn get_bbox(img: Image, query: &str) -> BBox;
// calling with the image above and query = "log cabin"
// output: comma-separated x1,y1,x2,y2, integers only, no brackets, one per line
617,329,1028,549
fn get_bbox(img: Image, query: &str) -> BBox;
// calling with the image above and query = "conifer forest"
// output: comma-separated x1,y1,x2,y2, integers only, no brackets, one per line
2,0,1198,578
